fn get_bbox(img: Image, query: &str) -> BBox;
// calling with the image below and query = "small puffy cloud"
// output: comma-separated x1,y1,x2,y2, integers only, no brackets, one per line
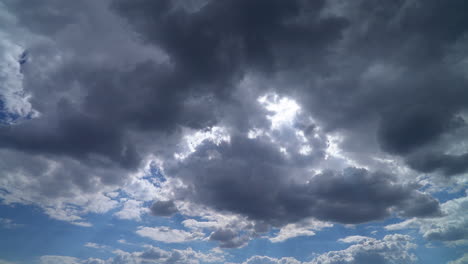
84,242,107,250
338,236,373,244
39,255,81,264
0,218,22,229
136,226,204,243
269,218,332,243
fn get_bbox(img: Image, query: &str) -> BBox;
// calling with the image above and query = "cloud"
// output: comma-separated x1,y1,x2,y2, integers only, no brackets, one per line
269,218,332,243
84,243,108,250
169,141,441,224
40,255,81,264
406,152,468,177
209,228,250,248
231,234,417,264
114,199,148,221
0,33,38,123
240,256,301,264
338,236,373,244
136,226,204,243
310,234,417,264
150,200,179,217
386,194,468,245
0,218,22,229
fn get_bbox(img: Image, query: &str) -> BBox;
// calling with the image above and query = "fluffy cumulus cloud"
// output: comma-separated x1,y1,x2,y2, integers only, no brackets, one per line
0,0,467,262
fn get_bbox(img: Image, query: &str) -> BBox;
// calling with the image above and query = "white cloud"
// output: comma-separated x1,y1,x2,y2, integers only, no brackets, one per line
338,235,373,244
0,33,39,123
114,199,148,221
269,218,332,243
241,256,302,264
117,239,132,245
84,242,107,250
136,226,204,243
40,255,81,264
174,126,230,160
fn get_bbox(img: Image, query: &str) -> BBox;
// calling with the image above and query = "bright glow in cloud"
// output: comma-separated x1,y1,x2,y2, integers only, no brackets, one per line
174,126,230,160
258,94,300,129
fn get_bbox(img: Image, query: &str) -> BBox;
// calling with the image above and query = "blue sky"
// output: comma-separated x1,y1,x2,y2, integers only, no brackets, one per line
1,0,468,264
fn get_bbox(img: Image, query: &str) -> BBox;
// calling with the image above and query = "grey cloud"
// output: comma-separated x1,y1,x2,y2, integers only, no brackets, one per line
280,0,468,176
112,0,348,84
150,200,179,217
406,152,468,177
209,228,250,248
386,195,468,245
168,136,441,225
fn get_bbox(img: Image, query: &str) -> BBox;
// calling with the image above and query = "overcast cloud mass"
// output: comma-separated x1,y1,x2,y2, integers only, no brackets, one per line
0,0,467,263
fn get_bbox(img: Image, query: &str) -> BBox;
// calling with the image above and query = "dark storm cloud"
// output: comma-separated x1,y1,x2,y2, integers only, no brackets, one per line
168,136,441,225
0,0,349,200
0,0,465,230
407,152,468,177
2,0,348,168
112,0,348,87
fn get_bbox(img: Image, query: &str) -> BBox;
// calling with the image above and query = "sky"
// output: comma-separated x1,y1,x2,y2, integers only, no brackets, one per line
0,0,467,263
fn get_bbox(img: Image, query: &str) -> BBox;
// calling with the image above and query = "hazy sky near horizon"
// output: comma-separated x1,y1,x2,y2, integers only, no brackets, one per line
0,0,467,263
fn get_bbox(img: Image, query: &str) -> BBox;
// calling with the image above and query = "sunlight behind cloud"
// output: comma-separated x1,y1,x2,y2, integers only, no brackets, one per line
258,93,301,130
